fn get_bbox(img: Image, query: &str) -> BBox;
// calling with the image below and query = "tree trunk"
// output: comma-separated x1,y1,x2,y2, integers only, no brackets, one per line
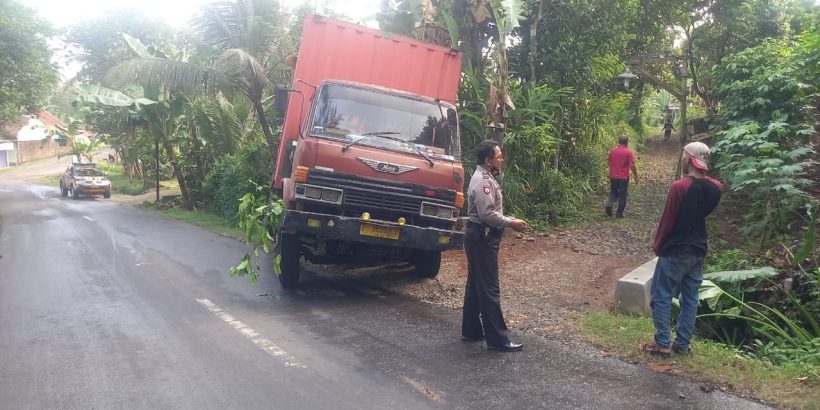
162,139,194,210
190,117,205,186
253,100,277,158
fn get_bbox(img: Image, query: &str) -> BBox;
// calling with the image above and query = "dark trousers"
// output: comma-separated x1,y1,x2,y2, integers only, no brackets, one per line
607,178,629,217
462,223,509,347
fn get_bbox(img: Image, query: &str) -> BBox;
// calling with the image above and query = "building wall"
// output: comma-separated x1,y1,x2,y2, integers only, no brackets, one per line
17,139,72,163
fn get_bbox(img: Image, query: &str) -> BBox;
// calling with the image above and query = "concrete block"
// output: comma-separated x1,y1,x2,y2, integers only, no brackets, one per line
613,257,657,316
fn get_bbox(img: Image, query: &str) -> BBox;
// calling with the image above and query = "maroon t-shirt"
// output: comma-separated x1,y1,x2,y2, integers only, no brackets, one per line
608,145,636,180
653,176,723,256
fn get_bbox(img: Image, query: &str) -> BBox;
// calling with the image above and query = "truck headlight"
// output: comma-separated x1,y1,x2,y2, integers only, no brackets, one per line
295,184,343,205
420,201,457,221
321,189,340,203
305,186,322,199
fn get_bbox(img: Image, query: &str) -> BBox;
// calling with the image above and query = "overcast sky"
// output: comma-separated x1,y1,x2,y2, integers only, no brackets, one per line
21,0,379,28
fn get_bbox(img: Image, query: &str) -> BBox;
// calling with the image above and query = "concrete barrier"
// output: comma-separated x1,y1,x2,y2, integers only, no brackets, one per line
613,257,657,316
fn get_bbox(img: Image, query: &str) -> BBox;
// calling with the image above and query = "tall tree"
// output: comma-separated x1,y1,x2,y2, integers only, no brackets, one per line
64,8,174,83
0,0,58,125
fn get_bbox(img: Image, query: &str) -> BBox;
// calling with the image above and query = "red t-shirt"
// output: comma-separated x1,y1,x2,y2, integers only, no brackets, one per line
608,145,636,180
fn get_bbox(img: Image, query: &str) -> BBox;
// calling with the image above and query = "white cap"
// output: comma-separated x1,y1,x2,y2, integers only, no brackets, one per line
683,141,710,171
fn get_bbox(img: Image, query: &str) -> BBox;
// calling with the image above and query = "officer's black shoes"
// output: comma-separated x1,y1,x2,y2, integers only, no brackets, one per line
605,205,613,217
461,334,486,342
487,342,523,352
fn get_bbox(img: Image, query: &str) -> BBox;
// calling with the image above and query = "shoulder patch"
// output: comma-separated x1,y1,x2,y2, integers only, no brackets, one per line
482,172,490,179
483,184,491,194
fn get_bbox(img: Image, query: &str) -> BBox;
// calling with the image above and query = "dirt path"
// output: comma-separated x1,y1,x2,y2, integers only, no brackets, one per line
378,136,683,341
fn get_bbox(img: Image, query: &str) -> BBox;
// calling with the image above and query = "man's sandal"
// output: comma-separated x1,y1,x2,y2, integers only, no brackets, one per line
640,343,671,358
672,345,693,355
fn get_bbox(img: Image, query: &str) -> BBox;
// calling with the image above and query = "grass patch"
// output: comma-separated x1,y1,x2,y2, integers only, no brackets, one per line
38,174,60,186
96,162,148,196
580,311,819,409
140,205,242,239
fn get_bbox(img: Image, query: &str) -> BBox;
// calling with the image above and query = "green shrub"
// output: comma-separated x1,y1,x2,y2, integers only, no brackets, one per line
200,138,273,224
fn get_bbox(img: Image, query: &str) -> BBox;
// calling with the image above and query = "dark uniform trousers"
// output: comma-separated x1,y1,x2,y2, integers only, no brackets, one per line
462,221,510,347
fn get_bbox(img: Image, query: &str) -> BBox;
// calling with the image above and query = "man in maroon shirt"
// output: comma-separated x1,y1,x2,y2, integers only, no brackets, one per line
606,135,639,218
642,141,722,357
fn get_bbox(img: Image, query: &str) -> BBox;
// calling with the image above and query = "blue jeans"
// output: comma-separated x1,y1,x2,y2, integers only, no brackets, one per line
650,253,704,350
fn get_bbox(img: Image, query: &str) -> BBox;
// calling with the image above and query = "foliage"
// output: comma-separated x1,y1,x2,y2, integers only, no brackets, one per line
230,183,284,285
200,137,273,224
64,8,175,83
0,0,58,125
711,34,818,244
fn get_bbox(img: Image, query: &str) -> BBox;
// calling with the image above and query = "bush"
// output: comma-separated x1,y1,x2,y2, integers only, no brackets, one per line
504,167,592,227
200,138,273,224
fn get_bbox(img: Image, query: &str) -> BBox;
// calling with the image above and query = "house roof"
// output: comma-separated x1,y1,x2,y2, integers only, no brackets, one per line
0,118,27,141
36,110,67,128
0,110,67,141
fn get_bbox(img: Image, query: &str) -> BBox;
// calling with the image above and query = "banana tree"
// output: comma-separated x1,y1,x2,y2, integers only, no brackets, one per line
76,83,196,210
52,119,104,163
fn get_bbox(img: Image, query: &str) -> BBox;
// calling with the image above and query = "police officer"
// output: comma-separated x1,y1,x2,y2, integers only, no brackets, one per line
461,140,528,352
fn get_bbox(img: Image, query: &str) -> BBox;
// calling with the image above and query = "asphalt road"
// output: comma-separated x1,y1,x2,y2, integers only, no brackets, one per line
0,168,772,409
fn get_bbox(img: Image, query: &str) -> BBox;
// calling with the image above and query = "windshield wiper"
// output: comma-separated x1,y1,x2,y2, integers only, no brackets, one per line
413,146,434,167
341,131,434,167
341,131,402,152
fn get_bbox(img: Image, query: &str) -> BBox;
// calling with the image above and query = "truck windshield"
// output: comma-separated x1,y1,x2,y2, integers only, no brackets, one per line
310,83,459,160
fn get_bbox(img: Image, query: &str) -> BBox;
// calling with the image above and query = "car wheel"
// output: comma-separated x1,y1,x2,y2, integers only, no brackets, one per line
71,185,80,199
277,233,301,288
103,190,111,199
413,250,442,278
60,181,67,197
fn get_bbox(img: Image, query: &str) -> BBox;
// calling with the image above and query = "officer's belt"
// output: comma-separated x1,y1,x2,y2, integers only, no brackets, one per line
467,220,503,236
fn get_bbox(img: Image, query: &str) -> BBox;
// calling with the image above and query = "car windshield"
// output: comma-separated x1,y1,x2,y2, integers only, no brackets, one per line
309,83,460,160
74,168,104,177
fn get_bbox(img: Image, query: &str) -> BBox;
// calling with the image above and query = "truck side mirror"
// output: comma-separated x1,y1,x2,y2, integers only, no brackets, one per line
274,85,290,114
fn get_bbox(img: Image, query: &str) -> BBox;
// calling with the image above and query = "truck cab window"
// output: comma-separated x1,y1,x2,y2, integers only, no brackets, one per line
310,83,459,160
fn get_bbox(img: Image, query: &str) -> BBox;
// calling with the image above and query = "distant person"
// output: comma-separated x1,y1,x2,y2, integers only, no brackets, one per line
642,142,722,357
662,121,675,142
605,135,638,218
462,140,528,352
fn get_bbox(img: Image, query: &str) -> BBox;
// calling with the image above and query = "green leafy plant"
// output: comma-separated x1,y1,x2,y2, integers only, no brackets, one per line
230,182,284,285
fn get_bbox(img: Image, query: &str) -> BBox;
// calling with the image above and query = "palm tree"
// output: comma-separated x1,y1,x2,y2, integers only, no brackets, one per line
104,0,292,158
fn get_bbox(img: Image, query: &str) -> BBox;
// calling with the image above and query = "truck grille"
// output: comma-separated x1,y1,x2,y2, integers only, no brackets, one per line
307,170,454,224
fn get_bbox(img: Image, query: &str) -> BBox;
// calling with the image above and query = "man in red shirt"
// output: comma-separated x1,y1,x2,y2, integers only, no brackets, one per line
606,135,639,218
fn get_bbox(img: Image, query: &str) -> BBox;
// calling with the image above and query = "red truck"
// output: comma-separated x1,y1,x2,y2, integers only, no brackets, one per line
272,15,465,287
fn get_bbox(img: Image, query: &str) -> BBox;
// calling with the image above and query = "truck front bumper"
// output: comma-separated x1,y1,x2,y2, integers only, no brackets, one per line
281,210,464,251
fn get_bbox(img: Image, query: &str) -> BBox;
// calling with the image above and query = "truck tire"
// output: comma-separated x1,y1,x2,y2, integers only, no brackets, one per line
71,186,80,199
413,250,441,278
277,233,301,288
104,190,111,199
60,181,67,197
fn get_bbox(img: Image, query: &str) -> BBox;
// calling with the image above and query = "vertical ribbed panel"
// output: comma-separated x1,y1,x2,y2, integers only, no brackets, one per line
274,15,463,187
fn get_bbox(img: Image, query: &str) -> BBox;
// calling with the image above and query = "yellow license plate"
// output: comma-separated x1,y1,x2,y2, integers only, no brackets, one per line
360,223,401,240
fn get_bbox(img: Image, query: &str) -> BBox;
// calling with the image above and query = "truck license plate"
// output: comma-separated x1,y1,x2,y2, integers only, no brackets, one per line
360,223,400,240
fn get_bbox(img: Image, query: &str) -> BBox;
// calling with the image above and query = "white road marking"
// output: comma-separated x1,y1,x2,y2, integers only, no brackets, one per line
196,298,306,368
83,216,94,221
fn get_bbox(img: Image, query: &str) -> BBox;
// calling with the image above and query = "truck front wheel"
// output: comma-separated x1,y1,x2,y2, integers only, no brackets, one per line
413,250,441,278
277,233,301,288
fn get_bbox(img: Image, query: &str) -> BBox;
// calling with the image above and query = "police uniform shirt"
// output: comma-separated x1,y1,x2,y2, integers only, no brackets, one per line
467,165,512,229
